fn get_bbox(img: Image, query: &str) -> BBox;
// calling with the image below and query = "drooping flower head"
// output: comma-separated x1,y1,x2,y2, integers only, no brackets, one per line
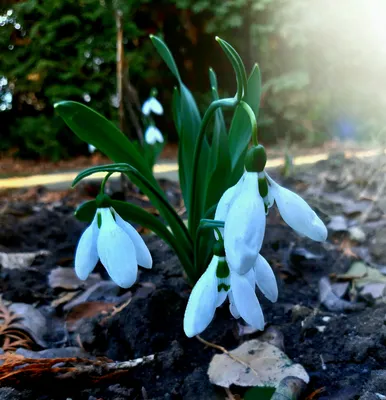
145,126,164,145
183,242,277,337
142,96,163,116
242,144,328,242
75,206,152,288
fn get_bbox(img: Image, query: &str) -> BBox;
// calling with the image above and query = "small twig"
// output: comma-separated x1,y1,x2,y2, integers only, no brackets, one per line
100,297,132,325
196,335,259,377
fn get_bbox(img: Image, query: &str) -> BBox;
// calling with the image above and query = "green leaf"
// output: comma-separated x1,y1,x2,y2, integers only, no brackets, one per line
228,64,262,185
150,35,181,82
205,71,231,211
216,37,247,100
54,101,154,184
151,36,210,217
172,86,182,134
244,386,275,400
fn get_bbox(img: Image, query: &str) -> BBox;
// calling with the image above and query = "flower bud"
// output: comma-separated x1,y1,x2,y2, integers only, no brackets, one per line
244,145,267,172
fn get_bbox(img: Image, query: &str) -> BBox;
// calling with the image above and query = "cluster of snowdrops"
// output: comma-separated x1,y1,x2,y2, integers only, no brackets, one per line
55,36,327,339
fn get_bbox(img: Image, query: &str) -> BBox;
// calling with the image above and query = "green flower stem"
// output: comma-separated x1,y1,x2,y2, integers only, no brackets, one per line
194,219,225,277
100,172,113,194
189,98,238,236
240,100,258,146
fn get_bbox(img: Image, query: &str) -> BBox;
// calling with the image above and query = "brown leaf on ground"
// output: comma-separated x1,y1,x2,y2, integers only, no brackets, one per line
66,302,116,332
0,250,49,270
207,339,309,388
48,266,101,290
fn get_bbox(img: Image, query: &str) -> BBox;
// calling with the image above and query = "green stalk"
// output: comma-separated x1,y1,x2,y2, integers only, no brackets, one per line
188,98,237,236
240,100,258,145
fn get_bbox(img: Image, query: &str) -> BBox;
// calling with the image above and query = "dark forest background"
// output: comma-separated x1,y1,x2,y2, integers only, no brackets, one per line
1,0,386,160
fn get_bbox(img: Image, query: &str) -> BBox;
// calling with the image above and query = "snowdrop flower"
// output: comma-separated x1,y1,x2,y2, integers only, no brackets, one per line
142,97,163,116
183,247,277,337
265,173,327,241
75,207,152,288
88,144,96,153
215,172,266,275
145,126,164,145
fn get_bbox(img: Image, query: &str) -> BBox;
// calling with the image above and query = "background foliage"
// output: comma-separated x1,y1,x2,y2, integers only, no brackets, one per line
1,0,386,159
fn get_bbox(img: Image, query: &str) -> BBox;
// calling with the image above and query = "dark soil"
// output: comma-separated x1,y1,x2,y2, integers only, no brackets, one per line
0,157,386,400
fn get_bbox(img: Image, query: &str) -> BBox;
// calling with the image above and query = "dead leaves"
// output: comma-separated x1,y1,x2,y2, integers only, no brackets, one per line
207,339,309,389
0,250,49,270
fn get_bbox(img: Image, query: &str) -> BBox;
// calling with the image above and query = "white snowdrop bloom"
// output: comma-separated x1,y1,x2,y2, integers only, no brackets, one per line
75,207,152,288
183,252,277,337
145,126,164,145
265,173,327,242
142,97,163,116
88,144,96,153
215,173,266,275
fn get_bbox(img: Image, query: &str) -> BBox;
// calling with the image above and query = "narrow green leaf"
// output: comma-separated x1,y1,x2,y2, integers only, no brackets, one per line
172,86,182,134
150,35,181,82
151,36,210,218
54,101,154,184
205,74,231,211
216,37,247,100
228,64,262,185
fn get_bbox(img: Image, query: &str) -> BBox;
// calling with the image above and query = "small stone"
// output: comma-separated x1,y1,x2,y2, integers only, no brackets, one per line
349,226,366,243
291,305,313,322
328,215,348,232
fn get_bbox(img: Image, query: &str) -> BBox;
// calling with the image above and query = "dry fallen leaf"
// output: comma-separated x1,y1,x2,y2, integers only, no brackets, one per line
48,266,101,290
208,339,309,388
66,302,116,332
341,262,386,299
0,250,49,270
8,303,49,348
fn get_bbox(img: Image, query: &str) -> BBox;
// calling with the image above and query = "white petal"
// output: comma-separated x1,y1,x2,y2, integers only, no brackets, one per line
254,254,278,302
148,97,163,115
141,99,151,116
113,210,152,269
183,256,219,337
145,126,164,145
267,174,327,242
214,175,244,239
228,291,240,319
75,214,99,280
231,272,265,330
97,208,138,288
88,144,96,153
224,173,266,274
